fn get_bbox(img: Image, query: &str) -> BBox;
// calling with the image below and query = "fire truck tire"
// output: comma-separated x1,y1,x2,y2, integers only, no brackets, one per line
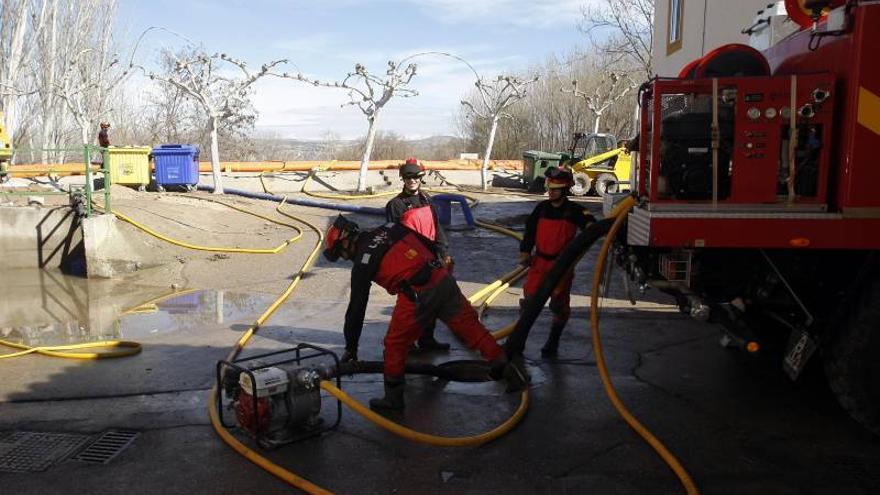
570,172,591,196
824,276,880,435
594,173,619,198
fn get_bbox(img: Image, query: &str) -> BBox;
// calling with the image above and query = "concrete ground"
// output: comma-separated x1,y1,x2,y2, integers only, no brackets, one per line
1,169,879,494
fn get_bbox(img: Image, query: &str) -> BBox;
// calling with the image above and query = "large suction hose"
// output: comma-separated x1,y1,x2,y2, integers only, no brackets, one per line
503,218,613,356
198,184,385,216
500,196,699,494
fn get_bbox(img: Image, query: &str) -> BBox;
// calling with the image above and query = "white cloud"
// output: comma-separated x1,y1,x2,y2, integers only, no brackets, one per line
406,0,597,28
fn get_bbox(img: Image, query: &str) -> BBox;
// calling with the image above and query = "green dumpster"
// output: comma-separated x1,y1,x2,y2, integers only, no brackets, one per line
522,150,562,192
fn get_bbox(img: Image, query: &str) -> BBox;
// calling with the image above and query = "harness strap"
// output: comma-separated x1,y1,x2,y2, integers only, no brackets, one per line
535,249,559,261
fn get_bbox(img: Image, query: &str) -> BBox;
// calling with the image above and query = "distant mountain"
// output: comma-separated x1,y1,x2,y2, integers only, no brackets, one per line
247,134,471,161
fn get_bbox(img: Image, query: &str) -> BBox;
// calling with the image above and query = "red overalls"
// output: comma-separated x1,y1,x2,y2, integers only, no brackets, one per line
400,203,437,241
522,217,578,325
374,231,501,377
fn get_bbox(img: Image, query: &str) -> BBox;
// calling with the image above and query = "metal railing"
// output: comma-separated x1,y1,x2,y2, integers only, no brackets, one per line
0,145,111,217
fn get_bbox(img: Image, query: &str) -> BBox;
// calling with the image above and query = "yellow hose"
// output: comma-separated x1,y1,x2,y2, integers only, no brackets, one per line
192,193,527,493
106,196,304,254
121,288,201,315
0,339,142,359
206,198,331,494
589,197,699,495
321,382,529,447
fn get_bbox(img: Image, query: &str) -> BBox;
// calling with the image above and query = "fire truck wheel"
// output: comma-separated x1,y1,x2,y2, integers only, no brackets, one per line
824,276,880,435
570,172,591,196
594,173,619,198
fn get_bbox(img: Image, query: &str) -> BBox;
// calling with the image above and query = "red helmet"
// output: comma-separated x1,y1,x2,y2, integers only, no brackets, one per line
399,157,425,178
323,215,360,262
545,167,574,190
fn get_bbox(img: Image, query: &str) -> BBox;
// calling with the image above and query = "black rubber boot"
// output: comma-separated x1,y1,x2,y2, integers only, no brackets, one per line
540,324,565,358
369,376,405,411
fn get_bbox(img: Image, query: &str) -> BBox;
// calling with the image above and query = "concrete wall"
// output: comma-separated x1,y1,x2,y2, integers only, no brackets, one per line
81,214,142,278
0,207,148,277
653,0,772,76
0,206,83,271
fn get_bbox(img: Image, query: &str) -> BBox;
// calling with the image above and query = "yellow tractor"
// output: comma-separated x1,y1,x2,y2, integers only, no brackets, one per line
561,132,631,198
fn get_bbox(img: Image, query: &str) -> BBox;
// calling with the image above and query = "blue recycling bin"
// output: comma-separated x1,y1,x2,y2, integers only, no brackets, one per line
432,193,475,229
152,144,200,191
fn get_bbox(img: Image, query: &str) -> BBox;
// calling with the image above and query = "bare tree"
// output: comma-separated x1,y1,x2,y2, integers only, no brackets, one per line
291,60,418,192
0,0,41,154
144,47,288,193
581,0,654,80
50,0,137,156
562,66,636,134
461,74,538,190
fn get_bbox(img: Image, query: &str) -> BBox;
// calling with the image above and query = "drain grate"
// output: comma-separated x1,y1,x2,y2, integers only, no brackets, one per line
0,431,91,473
71,429,139,464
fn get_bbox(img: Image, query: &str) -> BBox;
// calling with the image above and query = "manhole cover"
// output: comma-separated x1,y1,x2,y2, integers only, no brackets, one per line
71,429,139,464
0,431,90,473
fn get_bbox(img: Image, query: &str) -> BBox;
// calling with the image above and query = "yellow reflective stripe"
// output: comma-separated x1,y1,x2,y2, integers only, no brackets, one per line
858,86,880,136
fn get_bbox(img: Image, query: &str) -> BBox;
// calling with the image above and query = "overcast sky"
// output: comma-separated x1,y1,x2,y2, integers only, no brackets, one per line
119,1,596,140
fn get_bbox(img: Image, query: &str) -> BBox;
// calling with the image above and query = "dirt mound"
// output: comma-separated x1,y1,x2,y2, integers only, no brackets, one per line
108,183,148,200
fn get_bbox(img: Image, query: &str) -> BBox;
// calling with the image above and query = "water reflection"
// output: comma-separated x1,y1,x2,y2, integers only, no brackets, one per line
120,289,271,338
0,268,273,347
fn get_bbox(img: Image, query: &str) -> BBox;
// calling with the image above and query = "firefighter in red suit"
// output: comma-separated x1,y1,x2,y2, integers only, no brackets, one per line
385,157,452,351
323,215,525,411
519,167,595,357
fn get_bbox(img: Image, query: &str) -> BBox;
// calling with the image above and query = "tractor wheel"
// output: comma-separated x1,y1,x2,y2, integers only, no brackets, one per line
570,172,591,196
824,275,880,435
594,173,619,198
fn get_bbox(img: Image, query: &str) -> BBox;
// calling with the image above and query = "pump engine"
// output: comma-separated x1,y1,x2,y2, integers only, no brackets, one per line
217,345,342,449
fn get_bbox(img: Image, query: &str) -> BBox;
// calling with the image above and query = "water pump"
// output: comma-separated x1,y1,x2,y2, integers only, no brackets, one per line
216,344,342,449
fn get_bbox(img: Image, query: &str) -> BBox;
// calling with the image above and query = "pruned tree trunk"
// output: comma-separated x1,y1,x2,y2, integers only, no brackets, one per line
593,111,602,133
481,116,499,190
286,60,418,193
359,111,380,192
79,124,89,148
209,115,223,194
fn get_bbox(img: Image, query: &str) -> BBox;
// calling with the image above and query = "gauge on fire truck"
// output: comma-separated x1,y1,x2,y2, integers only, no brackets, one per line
765,107,778,119
747,107,762,120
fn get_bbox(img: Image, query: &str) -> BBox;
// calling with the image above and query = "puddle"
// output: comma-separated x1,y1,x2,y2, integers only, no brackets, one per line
0,268,274,346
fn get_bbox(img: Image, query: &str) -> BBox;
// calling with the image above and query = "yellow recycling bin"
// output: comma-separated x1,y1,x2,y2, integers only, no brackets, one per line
107,146,151,190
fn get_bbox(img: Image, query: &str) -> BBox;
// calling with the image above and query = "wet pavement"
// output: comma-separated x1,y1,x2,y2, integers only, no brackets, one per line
2,180,880,494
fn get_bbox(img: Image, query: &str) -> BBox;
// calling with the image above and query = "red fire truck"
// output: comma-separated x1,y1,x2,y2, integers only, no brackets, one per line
617,0,879,433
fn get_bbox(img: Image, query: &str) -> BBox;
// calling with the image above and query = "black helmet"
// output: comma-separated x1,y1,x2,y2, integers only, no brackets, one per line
399,157,425,178
323,215,360,262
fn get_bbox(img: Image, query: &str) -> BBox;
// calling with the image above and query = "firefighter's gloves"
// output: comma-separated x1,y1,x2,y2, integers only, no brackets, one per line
518,252,532,266
488,353,530,392
340,349,358,363
502,353,529,392
443,255,455,273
